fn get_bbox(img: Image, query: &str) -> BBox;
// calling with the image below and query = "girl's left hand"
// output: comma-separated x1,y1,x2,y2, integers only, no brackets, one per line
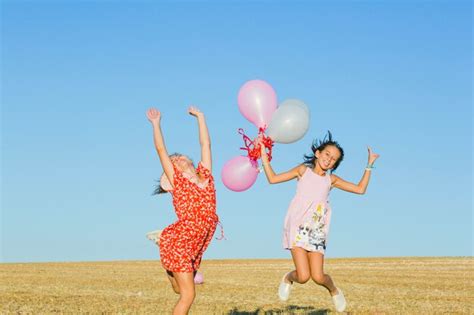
367,146,380,165
188,106,204,118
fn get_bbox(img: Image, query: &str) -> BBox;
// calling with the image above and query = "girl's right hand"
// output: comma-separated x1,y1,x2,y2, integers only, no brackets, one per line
188,106,204,118
257,137,267,159
146,108,161,123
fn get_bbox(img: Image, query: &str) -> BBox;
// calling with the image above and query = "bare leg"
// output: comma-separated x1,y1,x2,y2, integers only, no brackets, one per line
172,272,195,315
166,270,180,294
308,251,338,295
286,247,311,284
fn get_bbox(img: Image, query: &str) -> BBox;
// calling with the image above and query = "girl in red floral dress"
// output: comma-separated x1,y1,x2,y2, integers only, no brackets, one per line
146,106,219,315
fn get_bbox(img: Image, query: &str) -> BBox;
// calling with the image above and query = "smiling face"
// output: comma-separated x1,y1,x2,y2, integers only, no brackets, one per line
315,145,342,171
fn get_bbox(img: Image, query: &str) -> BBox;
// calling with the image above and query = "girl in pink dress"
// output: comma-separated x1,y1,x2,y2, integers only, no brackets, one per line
259,131,379,312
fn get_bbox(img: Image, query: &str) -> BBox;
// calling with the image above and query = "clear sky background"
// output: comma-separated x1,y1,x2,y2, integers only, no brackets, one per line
1,1,472,263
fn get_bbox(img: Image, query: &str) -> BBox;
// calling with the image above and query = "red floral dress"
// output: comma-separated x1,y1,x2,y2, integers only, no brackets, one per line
159,162,219,273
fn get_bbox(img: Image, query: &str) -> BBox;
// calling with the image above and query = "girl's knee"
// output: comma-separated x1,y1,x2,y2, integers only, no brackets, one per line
311,273,325,285
172,286,180,294
180,289,196,302
295,271,310,284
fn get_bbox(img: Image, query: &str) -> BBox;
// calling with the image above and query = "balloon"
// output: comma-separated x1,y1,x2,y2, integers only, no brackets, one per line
279,99,309,115
237,80,277,129
221,156,259,192
267,100,310,144
194,271,204,284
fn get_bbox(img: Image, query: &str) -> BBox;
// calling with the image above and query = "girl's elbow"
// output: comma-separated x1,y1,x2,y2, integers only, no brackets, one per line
268,177,277,184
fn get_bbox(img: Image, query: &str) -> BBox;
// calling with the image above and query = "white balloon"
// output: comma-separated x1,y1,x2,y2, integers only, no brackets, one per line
279,99,309,115
267,100,310,144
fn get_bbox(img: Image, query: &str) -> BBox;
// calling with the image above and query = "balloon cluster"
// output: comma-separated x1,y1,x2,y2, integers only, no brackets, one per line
221,79,310,192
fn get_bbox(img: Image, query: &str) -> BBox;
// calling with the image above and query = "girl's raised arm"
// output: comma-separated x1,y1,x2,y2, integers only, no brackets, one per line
147,108,175,187
189,106,212,172
331,146,379,194
259,138,306,184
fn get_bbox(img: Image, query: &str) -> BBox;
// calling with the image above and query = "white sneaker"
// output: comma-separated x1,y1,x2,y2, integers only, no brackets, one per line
278,272,293,301
332,287,347,312
146,230,162,244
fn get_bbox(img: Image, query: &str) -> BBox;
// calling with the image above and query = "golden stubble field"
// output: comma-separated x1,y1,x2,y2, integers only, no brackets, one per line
1,257,472,314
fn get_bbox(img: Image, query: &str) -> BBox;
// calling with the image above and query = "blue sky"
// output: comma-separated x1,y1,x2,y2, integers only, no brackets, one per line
1,1,472,263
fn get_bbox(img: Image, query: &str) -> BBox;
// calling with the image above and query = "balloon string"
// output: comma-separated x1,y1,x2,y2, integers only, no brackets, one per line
238,128,274,162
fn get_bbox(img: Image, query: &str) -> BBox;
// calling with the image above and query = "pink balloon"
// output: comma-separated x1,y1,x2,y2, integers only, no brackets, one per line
221,156,259,192
237,80,277,129
194,271,204,284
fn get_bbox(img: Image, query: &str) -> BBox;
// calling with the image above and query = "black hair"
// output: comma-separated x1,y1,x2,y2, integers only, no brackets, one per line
153,180,167,195
303,131,344,173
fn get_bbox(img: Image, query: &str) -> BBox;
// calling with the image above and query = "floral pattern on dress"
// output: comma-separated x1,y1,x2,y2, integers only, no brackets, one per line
159,162,218,272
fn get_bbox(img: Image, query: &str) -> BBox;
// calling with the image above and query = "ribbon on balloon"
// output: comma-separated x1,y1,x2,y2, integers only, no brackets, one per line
221,79,310,192
238,128,274,162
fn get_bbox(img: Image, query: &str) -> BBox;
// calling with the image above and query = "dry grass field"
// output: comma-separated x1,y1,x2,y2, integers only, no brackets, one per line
1,257,472,314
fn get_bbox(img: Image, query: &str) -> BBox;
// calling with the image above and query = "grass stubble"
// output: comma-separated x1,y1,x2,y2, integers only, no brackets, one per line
1,257,472,314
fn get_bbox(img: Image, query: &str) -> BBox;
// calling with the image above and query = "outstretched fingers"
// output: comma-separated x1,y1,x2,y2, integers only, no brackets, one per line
146,108,161,122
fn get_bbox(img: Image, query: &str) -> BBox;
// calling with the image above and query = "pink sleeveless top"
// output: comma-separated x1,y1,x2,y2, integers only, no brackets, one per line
283,166,332,254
